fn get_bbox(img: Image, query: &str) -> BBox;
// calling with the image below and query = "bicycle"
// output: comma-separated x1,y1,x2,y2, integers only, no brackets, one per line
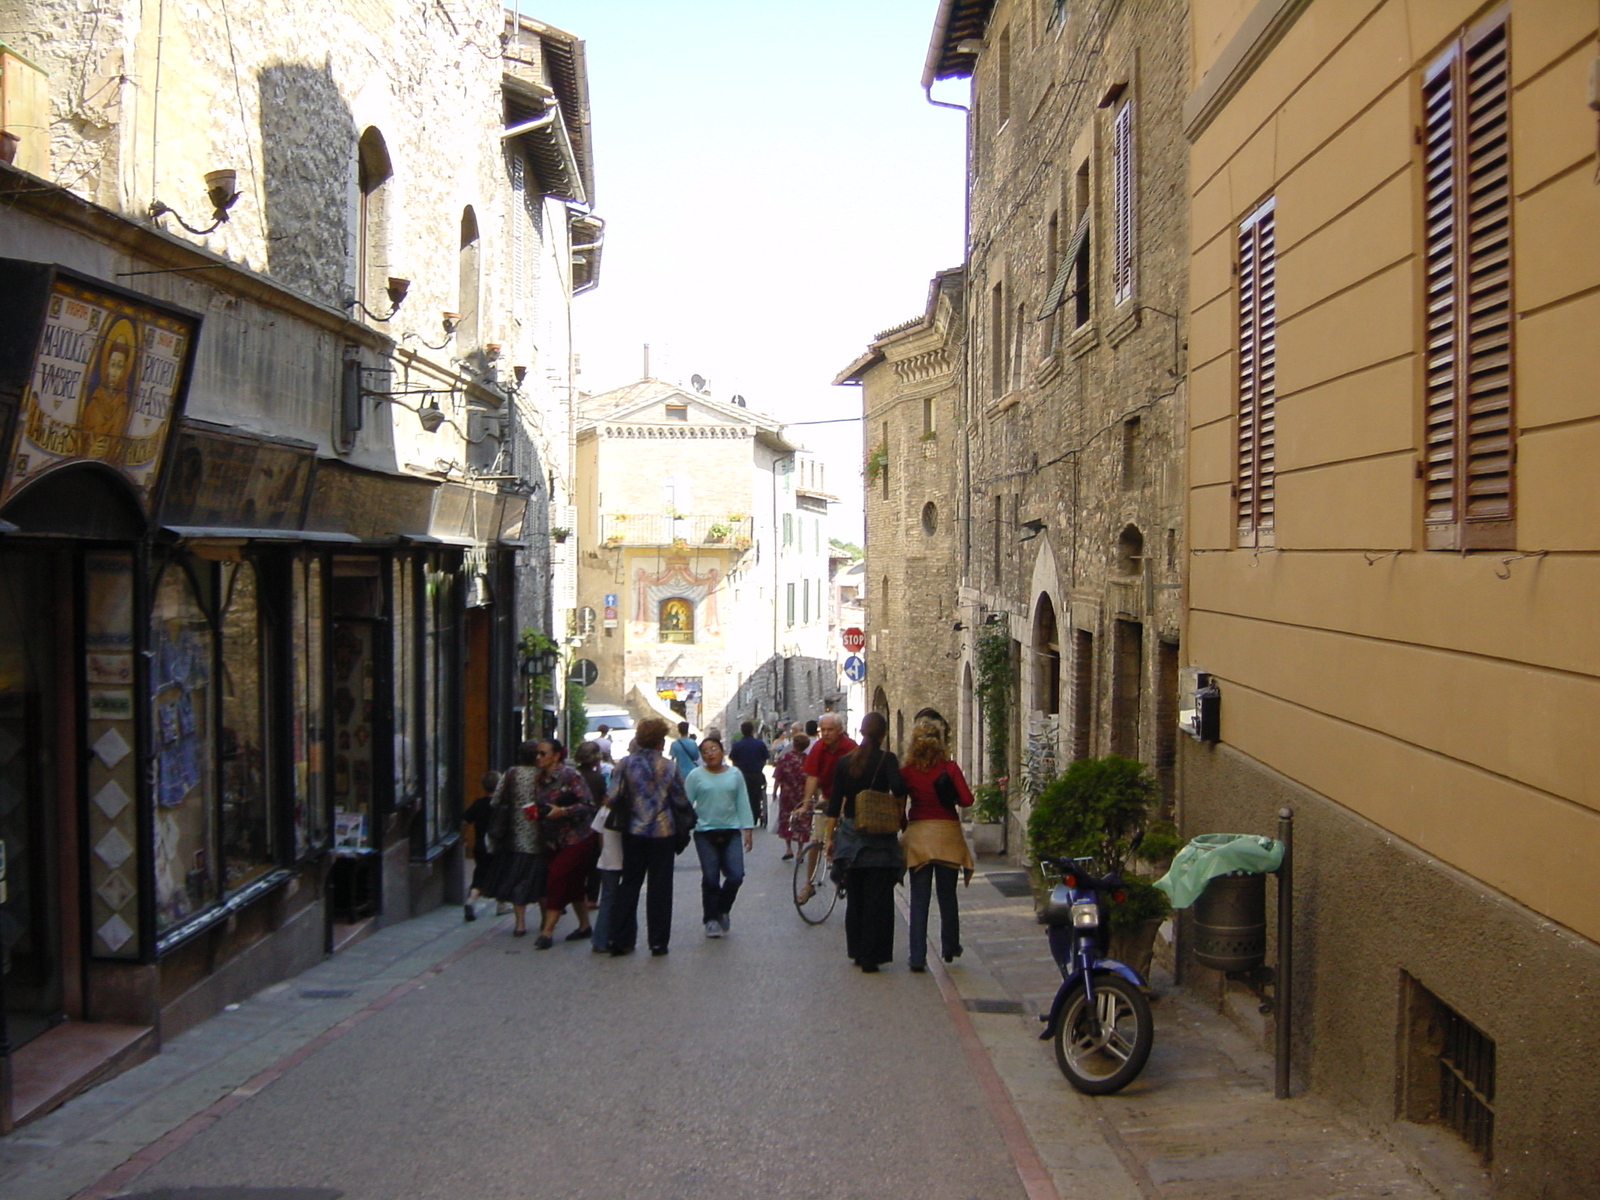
792,827,838,924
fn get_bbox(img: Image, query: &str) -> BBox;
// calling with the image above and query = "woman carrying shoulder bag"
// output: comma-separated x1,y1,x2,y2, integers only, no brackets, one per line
829,711,907,973
898,715,975,973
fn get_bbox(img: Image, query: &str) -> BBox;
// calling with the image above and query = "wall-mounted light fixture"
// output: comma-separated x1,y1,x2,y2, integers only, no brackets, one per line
405,312,459,351
344,277,411,323
149,168,241,235
1019,518,1046,542
983,613,1002,626
951,621,966,632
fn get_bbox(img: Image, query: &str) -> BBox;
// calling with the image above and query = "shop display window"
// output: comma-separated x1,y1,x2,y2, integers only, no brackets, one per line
392,556,418,808
149,558,217,932
422,554,459,849
219,561,275,891
291,555,327,856
330,558,382,852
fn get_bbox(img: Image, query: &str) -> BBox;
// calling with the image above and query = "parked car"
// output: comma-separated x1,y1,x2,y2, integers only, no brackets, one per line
583,707,635,747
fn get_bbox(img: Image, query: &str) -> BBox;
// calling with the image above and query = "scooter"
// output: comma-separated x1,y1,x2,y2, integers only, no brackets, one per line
1036,856,1154,1094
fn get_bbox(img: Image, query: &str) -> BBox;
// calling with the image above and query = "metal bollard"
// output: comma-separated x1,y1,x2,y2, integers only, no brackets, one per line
1275,806,1293,1099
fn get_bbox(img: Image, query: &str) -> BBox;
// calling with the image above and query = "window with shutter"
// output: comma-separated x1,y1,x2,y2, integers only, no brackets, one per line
1422,11,1514,551
1112,101,1135,305
1236,198,1277,548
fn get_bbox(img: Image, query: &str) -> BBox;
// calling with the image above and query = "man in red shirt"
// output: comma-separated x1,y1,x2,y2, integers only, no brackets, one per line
797,713,856,901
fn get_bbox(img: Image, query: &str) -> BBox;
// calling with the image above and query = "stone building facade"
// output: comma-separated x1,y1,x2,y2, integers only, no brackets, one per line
1182,3,1600,1192
573,378,838,736
923,0,1189,841
835,268,964,754
0,0,597,1126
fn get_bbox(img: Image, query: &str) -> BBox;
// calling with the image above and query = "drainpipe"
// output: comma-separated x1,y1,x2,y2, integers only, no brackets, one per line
502,107,558,139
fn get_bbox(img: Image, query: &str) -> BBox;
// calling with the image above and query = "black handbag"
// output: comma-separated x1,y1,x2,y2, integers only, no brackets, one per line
933,766,962,813
485,796,514,855
670,793,698,854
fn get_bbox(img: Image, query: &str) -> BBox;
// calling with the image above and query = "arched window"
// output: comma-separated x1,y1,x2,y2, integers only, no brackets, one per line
457,206,480,351
921,501,938,535
357,128,393,312
872,686,889,716
659,597,694,644
1116,524,1144,576
1032,594,1061,716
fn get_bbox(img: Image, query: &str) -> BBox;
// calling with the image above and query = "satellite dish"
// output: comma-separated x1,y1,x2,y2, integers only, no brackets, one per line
731,394,746,407
690,373,707,393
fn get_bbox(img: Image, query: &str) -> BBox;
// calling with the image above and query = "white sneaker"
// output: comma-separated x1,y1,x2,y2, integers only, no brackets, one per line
705,920,723,938
718,913,730,933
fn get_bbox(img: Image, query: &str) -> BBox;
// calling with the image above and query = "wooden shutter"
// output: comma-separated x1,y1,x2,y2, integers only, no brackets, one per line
1423,12,1514,551
1112,102,1135,304
1237,199,1277,547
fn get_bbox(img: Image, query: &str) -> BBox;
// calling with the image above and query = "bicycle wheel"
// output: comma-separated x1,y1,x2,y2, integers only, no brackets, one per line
792,842,837,924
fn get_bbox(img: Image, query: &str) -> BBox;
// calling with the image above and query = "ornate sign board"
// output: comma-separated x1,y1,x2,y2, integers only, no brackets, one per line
161,421,315,530
0,260,200,516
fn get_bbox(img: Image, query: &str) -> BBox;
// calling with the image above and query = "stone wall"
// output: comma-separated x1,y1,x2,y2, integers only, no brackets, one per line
953,0,1190,828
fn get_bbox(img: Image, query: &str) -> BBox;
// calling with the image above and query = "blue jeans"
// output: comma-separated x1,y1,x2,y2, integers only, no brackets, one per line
693,830,745,923
908,863,960,968
590,868,621,951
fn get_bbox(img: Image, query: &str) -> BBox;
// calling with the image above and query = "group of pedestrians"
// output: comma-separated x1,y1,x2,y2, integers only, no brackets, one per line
463,704,975,974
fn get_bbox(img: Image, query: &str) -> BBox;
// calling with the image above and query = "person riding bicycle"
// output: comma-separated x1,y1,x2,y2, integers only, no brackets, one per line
794,713,856,902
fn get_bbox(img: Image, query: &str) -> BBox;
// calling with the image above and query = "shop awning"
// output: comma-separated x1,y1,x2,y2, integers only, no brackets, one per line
161,526,362,543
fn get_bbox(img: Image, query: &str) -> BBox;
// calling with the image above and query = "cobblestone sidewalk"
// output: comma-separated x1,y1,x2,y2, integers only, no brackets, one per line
936,864,1483,1200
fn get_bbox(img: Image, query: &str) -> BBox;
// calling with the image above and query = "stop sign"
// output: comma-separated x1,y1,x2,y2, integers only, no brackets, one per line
842,626,865,653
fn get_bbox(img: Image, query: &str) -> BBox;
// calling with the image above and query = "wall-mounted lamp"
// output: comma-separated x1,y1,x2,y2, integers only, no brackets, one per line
513,364,528,387
417,400,446,433
344,277,411,323
983,613,1002,626
951,621,966,632
149,167,241,235
1019,518,1047,542
406,312,460,351
441,311,460,335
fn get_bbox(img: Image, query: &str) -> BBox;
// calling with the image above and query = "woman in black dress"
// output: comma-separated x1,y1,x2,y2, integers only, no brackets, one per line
829,711,907,972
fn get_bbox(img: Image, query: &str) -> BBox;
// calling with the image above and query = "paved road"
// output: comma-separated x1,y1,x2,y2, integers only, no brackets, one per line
118,838,1027,1200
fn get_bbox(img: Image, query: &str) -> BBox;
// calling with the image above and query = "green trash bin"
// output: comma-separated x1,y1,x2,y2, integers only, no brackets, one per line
1154,832,1284,973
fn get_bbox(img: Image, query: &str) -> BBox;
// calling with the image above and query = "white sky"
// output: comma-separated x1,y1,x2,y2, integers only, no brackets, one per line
523,0,969,540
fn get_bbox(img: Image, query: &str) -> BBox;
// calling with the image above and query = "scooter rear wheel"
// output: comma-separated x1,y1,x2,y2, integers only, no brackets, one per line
1054,974,1153,1094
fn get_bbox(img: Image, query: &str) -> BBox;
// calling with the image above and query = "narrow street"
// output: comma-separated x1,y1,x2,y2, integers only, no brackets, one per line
0,831,1456,1200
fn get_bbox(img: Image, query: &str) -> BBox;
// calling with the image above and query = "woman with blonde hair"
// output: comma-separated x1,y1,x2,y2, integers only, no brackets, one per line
898,714,975,973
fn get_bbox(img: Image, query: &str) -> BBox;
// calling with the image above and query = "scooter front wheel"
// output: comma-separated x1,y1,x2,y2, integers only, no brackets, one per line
1054,974,1153,1094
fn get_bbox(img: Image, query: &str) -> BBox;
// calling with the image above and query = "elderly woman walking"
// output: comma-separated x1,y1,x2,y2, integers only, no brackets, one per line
772,732,810,860
525,739,600,949
899,716,975,972
488,741,559,938
606,717,689,956
828,711,907,973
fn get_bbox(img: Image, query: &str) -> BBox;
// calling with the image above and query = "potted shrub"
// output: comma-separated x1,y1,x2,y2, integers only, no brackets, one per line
967,778,1007,854
1026,755,1173,977
550,526,571,544
705,521,731,543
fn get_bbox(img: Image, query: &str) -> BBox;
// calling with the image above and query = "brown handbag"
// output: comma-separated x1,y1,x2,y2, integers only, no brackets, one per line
852,753,902,836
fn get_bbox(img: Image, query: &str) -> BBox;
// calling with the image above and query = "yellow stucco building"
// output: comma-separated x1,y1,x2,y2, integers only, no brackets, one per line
1181,2,1600,1194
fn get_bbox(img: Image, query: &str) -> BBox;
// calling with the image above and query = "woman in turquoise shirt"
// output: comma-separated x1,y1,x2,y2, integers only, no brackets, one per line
685,736,754,938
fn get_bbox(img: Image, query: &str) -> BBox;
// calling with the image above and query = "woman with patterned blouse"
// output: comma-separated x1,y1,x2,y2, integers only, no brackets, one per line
605,717,688,956
528,740,599,949
773,732,811,860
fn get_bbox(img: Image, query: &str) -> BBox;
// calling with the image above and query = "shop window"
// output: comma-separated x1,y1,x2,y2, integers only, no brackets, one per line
291,554,327,856
150,558,218,933
661,597,694,644
392,557,419,809
219,560,275,892
423,554,460,850
330,558,382,851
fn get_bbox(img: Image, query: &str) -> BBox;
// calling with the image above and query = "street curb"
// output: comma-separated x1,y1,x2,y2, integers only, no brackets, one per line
893,886,1061,1200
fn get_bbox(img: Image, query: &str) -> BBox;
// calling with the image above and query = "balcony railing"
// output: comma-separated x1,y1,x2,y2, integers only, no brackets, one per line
599,514,752,548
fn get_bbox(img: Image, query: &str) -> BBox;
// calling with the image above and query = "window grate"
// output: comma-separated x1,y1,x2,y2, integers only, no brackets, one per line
1438,1007,1495,1161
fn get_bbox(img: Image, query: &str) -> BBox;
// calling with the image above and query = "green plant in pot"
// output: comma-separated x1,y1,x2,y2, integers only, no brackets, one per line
972,779,1008,823
1026,755,1172,939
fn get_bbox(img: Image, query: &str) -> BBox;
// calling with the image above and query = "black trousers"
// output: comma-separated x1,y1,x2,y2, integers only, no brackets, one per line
844,865,898,967
614,834,677,951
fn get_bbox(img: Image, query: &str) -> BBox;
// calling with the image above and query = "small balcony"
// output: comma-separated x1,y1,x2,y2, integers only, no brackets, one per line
599,514,753,549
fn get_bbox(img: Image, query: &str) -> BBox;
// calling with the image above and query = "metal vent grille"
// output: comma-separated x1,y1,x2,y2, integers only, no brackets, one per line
1438,1006,1495,1161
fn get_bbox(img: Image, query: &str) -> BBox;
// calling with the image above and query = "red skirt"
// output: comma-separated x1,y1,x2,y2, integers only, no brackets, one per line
544,835,601,911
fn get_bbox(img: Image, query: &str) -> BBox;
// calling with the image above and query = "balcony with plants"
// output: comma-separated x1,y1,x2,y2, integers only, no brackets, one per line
599,513,753,549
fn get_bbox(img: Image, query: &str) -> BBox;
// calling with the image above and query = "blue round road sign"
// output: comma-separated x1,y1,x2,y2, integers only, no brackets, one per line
843,655,866,682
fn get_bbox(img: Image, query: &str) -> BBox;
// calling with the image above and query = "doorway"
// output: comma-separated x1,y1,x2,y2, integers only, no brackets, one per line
0,550,74,1048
